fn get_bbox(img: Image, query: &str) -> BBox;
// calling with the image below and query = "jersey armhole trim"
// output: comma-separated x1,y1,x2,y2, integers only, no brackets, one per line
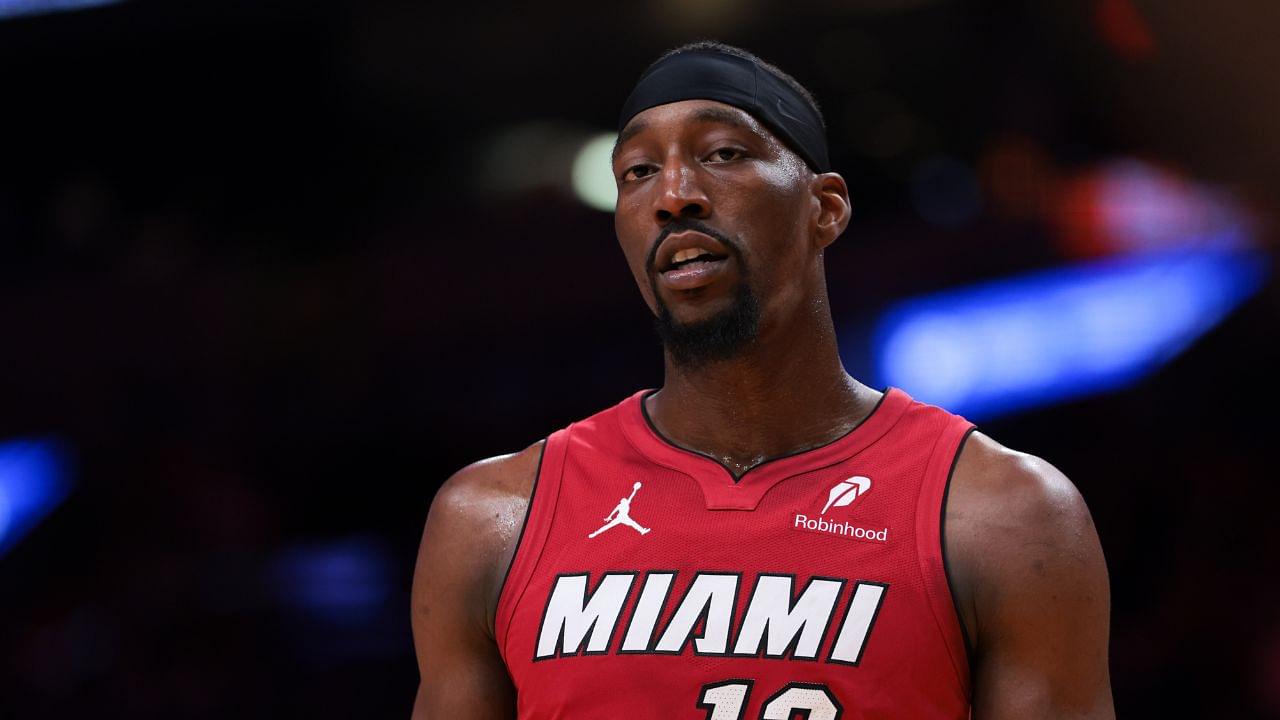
940,426,977,672
494,425,572,660
914,418,977,699
491,438,545,627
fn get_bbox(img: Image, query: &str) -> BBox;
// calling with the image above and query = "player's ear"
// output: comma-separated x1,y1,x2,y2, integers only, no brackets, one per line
811,172,851,250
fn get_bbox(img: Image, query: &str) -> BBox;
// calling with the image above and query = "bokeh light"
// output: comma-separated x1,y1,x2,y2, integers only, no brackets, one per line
571,132,619,213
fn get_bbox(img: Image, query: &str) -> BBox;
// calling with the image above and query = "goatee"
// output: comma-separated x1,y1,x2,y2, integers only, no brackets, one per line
653,281,761,369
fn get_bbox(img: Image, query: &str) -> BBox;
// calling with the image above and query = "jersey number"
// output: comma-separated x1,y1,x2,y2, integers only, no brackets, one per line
697,680,841,720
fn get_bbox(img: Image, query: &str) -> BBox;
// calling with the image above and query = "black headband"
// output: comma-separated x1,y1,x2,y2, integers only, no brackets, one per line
618,49,830,173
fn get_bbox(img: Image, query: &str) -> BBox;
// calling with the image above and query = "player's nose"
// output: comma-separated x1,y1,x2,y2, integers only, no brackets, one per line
653,160,711,224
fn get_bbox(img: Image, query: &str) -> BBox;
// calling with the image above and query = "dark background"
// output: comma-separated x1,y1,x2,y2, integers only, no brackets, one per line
1,1,1278,717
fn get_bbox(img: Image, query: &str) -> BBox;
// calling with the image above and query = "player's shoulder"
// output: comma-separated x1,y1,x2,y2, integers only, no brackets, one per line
945,432,1111,675
427,391,643,527
945,431,1103,632
949,431,1093,537
417,442,545,610
429,441,545,531
413,442,546,641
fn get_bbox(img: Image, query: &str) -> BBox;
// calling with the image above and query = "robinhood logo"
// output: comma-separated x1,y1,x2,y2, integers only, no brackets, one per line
821,476,870,514
793,476,887,544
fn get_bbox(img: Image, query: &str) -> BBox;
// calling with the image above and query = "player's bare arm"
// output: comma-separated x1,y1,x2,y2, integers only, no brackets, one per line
946,432,1115,719
409,442,542,719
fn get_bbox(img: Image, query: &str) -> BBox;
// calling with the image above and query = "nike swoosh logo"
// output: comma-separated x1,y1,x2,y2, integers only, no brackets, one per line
776,96,803,124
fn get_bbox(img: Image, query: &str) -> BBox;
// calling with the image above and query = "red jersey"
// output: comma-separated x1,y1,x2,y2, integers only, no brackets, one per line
496,388,974,719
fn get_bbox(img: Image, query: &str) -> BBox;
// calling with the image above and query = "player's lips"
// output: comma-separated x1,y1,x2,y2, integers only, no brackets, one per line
655,230,732,291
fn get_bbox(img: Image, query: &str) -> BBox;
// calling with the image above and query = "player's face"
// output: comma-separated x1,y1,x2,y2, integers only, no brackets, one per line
611,100,818,350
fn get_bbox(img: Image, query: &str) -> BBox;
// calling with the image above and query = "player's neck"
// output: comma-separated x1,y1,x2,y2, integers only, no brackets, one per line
648,319,873,477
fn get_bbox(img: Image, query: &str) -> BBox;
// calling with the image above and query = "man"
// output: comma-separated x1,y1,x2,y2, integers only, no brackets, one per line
412,42,1113,719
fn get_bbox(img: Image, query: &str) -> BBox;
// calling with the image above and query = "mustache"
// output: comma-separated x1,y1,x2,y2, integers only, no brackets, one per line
645,219,740,274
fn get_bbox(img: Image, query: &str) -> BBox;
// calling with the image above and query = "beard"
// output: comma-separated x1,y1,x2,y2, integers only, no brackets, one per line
653,279,761,369
644,218,761,369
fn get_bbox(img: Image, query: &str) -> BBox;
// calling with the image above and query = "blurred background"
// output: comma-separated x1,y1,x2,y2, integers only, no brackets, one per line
1,0,1277,717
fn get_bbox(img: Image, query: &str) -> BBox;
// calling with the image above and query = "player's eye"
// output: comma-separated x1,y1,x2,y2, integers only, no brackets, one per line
622,164,656,182
707,147,743,163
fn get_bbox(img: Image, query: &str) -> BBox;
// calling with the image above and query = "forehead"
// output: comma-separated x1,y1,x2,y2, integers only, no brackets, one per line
616,99,776,150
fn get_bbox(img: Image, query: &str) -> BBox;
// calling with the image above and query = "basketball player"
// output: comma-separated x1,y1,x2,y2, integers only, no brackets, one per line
411,42,1113,719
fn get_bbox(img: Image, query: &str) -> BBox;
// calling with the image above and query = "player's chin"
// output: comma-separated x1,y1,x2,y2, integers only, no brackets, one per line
659,288,739,324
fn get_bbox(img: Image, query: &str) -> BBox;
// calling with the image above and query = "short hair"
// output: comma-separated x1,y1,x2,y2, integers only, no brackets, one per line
645,41,826,131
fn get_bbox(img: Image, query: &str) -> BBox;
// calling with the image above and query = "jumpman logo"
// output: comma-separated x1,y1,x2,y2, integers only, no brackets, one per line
588,482,651,538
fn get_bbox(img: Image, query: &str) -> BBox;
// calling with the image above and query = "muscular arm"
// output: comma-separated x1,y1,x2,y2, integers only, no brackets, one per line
410,442,543,719
946,432,1115,719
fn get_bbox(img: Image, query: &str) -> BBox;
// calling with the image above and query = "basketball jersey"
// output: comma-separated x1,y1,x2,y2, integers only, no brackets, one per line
496,388,975,719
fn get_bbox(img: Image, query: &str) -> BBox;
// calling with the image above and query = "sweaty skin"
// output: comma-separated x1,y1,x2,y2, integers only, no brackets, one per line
411,100,1114,719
